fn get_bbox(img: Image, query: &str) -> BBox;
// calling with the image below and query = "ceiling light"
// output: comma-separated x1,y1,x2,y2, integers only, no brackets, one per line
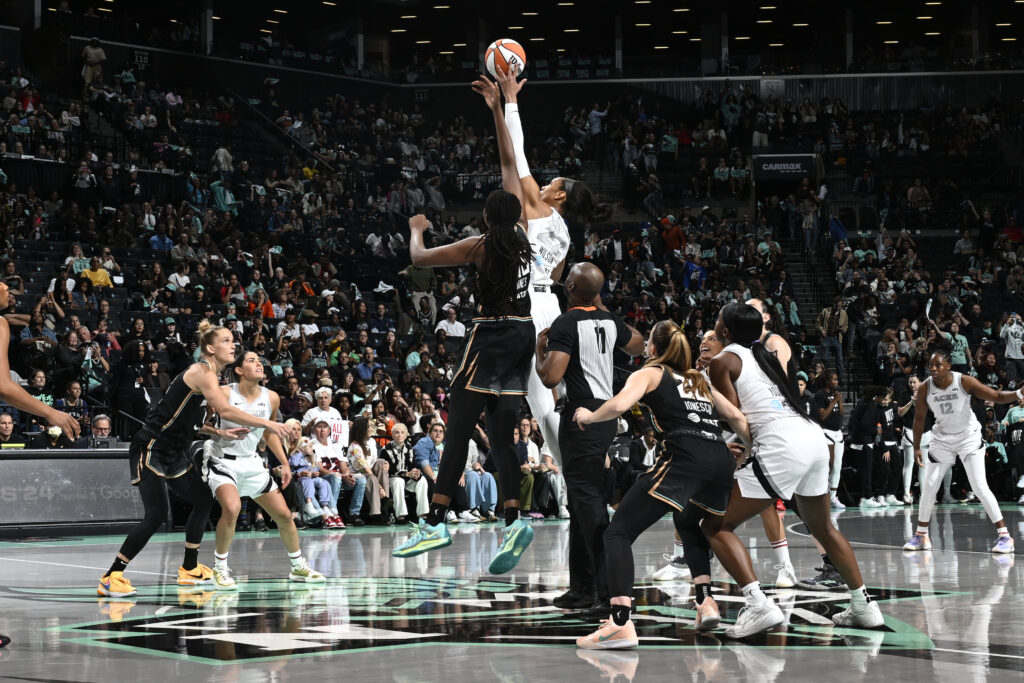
653,45,669,49
433,4,451,8
266,19,279,24
522,11,537,15
322,1,337,5
735,36,751,40
453,42,466,46
556,48,566,52
635,0,652,3
439,50,453,54
529,37,545,41
793,23,809,26
557,2,574,5
760,6,777,9
674,8,691,11
672,30,688,34
401,15,416,19
876,21,892,25
259,29,272,33
996,23,1012,27
273,8,286,13
925,32,940,35
757,19,773,23
508,26,524,29
564,28,580,32
97,6,112,11
391,29,406,33
689,37,701,41
925,2,941,4
635,23,651,27
769,43,784,47
1002,37,1017,41
884,40,899,43
213,15,221,19
916,16,933,20
415,40,430,44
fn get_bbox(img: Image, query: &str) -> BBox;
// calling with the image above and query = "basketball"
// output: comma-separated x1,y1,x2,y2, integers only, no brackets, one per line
484,38,527,79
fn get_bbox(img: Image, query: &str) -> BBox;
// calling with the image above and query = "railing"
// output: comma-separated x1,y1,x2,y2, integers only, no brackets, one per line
226,88,335,174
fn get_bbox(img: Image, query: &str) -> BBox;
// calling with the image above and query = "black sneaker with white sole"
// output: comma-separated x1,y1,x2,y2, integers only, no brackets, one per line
794,565,848,591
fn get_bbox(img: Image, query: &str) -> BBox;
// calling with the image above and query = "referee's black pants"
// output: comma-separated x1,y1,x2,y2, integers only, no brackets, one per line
560,402,616,601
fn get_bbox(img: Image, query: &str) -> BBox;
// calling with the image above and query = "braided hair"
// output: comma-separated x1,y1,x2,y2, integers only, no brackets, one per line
478,190,532,318
720,302,812,422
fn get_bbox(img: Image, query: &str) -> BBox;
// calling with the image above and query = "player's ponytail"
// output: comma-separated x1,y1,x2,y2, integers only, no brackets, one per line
561,178,598,226
644,320,711,400
481,190,531,317
720,302,811,422
197,320,227,358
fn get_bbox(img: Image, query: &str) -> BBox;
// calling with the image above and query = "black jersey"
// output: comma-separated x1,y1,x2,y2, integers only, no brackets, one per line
814,389,843,431
901,403,935,434
142,367,208,450
640,367,726,446
476,226,531,318
546,306,632,404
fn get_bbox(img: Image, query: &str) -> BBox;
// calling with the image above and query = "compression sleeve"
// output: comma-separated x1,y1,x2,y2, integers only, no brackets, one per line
503,103,532,180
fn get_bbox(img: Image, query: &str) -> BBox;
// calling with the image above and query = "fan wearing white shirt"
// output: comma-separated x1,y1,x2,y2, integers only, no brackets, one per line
301,388,346,442
434,307,466,338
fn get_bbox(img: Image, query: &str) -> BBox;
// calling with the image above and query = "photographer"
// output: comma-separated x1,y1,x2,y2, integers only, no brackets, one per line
1000,312,1024,385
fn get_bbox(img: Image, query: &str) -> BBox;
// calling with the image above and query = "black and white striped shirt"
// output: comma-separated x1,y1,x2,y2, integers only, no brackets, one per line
546,306,631,404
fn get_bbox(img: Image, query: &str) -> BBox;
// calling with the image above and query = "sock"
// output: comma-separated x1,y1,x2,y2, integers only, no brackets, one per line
288,550,305,568
821,553,835,570
182,547,199,571
107,557,128,576
610,604,631,626
504,506,520,527
771,539,791,567
214,551,229,568
671,539,684,560
997,526,1009,537
694,583,713,605
850,585,871,606
740,581,767,605
916,525,930,536
425,502,449,527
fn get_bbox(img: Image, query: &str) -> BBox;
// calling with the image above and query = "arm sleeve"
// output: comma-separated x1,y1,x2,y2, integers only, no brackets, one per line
503,103,532,180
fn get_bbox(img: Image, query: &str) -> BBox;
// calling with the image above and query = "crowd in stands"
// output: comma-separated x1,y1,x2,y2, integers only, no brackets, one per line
2,40,1024,536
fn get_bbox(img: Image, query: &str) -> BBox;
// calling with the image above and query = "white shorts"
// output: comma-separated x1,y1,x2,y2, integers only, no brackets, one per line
928,429,984,465
736,418,830,500
901,430,932,450
822,428,844,445
203,442,277,499
528,290,561,336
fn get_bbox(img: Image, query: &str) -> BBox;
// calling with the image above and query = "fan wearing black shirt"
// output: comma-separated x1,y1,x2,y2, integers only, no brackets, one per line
536,263,644,616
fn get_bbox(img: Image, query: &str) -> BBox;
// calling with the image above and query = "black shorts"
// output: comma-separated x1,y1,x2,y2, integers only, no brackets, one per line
451,316,535,396
130,430,198,485
639,438,735,515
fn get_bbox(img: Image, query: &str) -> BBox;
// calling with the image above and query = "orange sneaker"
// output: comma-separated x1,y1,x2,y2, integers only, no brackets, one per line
576,618,639,650
97,571,137,597
177,563,213,585
695,597,721,631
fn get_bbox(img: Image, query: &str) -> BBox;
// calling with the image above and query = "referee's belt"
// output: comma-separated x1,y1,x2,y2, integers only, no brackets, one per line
533,285,551,293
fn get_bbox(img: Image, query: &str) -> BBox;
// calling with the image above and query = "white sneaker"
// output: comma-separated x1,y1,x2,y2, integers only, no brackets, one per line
902,492,914,505
1016,475,1024,489
653,554,691,581
860,497,879,508
724,600,785,638
963,491,977,503
445,510,457,523
831,494,846,510
457,510,478,523
212,564,237,590
303,501,320,518
885,494,903,506
874,496,888,507
558,505,571,519
774,563,797,589
1018,494,1024,504
832,599,884,628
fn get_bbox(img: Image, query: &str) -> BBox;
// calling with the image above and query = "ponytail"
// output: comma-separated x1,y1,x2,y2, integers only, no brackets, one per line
645,320,711,400
197,320,227,358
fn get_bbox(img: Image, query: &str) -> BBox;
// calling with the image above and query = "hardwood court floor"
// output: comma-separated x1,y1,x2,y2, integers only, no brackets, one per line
0,505,1021,681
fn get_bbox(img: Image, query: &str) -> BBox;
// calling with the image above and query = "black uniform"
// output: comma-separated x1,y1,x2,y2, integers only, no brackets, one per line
546,305,632,601
118,362,215,562
604,367,735,598
814,389,843,432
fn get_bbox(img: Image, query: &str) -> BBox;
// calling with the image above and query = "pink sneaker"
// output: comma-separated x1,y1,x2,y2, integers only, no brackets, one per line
695,597,721,631
576,619,638,650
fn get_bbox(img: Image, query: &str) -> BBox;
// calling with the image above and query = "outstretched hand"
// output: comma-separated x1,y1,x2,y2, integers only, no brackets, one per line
471,74,501,111
496,65,526,103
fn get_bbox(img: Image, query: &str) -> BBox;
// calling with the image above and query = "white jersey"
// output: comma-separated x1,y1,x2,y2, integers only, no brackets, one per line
217,384,271,457
526,208,570,288
722,343,802,429
925,372,980,439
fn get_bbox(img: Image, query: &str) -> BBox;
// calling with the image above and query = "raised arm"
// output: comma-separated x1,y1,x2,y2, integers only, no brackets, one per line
471,74,524,208
962,374,1023,405
494,68,543,214
408,214,484,268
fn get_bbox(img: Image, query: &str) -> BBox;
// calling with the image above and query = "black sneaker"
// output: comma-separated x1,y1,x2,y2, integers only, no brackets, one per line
293,517,308,530
573,598,612,621
235,518,250,532
795,565,847,591
553,589,596,609
254,517,268,531
350,516,366,527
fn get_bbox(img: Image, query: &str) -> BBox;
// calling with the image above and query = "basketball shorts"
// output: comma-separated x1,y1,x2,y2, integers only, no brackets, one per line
452,317,535,396
736,417,830,500
822,428,844,446
928,429,984,465
202,441,277,499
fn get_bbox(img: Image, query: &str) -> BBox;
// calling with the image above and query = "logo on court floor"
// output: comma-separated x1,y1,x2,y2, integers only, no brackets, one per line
8,577,950,665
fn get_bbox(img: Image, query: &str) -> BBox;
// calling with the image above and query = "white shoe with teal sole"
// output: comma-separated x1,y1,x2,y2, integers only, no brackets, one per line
392,519,452,558
488,519,535,574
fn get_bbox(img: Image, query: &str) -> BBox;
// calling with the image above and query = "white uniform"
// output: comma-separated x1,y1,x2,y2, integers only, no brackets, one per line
924,373,984,463
526,207,570,463
204,384,278,499
724,344,830,499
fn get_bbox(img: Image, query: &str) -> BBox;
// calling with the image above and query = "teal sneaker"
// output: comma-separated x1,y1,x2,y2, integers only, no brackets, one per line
392,520,452,558
488,519,535,574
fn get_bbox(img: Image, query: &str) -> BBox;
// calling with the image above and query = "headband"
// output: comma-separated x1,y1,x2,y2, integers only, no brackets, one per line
563,178,576,197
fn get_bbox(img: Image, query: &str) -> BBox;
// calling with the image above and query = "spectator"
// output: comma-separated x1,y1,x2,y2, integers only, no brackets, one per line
347,417,389,525
301,386,345,441
434,306,465,338
0,413,26,446
54,380,89,437
81,257,113,289
816,297,848,384
29,424,75,449
381,422,427,523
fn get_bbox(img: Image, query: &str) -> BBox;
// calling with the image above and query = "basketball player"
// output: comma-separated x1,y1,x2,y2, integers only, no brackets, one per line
201,351,324,588
97,322,291,597
535,262,643,613
0,282,81,648
573,321,755,648
708,303,883,635
814,371,846,509
496,68,597,466
903,346,1019,554
897,375,935,504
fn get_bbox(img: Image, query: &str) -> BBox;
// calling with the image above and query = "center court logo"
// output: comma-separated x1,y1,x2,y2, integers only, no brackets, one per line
1,578,946,665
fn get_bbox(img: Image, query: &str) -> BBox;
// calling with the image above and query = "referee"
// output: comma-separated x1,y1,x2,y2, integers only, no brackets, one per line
536,262,643,615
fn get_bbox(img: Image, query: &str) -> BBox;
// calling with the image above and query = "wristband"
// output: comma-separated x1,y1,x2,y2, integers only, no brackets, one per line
1016,388,1023,400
